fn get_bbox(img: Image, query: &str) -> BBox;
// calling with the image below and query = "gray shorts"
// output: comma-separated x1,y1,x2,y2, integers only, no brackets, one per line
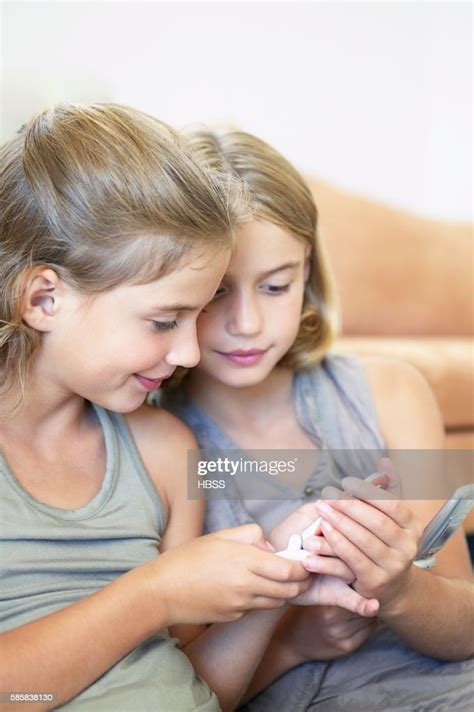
239,625,474,712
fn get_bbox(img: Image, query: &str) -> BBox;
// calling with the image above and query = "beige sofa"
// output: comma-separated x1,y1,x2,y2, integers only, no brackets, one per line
307,179,473,530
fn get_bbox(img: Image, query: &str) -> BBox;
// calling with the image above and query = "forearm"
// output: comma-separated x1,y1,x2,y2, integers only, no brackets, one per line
183,607,287,712
0,567,164,711
239,609,303,704
381,567,474,661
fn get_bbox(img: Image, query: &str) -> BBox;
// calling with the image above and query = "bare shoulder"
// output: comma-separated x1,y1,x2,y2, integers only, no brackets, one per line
125,402,197,452
358,355,444,449
124,403,198,516
357,358,472,576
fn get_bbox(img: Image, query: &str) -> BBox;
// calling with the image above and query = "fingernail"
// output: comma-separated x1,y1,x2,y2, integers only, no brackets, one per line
303,555,320,568
320,519,333,531
316,501,333,516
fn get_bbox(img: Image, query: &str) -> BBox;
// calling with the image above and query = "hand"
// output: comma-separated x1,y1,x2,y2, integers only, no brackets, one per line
141,524,312,626
306,459,423,611
292,574,379,617
268,501,379,616
267,501,324,551
276,605,377,664
269,501,354,579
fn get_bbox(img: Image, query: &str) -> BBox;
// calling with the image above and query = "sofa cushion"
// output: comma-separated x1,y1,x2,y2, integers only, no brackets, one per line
307,178,473,337
333,337,474,429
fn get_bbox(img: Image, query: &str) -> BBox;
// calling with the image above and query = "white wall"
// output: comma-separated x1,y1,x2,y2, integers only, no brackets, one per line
2,0,472,221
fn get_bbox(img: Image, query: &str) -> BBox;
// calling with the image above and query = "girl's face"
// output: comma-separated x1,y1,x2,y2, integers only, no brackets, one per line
195,219,309,389
37,248,230,412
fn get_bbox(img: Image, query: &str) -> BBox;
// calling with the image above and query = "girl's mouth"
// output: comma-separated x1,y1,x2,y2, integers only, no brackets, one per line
217,349,268,366
134,374,169,391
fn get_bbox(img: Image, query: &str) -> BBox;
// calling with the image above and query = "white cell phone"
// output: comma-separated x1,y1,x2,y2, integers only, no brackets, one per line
416,484,474,560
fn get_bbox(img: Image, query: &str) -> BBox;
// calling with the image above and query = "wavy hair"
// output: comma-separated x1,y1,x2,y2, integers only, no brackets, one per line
0,104,249,414
165,127,340,389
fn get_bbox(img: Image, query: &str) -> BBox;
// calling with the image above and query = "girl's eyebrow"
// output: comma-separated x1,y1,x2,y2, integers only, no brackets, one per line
151,303,201,312
256,261,300,280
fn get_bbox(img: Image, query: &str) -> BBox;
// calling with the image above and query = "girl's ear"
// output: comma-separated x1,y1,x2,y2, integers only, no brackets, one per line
21,268,63,332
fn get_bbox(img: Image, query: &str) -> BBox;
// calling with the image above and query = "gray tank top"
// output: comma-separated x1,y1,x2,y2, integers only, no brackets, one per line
0,403,219,712
158,354,386,535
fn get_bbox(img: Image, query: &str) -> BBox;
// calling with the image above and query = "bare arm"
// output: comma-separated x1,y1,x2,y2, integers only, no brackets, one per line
157,446,379,710
183,607,288,712
381,562,474,660
313,358,474,660
128,406,312,712
0,408,311,712
240,605,377,704
0,565,165,712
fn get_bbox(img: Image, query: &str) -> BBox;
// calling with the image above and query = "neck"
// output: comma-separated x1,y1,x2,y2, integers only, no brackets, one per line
0,366,89,448
186,366,294,431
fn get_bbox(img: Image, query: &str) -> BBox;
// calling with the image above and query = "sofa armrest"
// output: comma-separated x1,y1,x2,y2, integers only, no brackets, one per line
333,337,474,430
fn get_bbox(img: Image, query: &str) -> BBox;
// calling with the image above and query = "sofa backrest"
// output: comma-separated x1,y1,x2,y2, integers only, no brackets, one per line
308,178,473,337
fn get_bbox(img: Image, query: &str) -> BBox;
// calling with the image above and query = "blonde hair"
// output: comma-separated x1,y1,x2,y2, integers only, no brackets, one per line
0,104,248,413
182,127,340,373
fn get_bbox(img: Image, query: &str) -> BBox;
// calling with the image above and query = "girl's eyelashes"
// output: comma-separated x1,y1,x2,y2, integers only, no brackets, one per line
151,320,178,332
261,283,290,294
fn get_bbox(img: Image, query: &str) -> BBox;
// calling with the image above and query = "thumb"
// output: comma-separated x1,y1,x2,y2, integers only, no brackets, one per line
330,579,380,618
214,523,267,548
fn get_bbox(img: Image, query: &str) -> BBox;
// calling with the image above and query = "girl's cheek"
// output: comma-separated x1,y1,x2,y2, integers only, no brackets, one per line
196,317,218,346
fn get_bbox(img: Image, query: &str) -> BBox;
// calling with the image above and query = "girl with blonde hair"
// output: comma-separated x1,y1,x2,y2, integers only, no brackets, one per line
0,104,381,711
159,128,474,710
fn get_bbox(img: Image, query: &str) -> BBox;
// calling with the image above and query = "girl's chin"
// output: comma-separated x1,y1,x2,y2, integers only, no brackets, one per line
92,391,148,414
209,366,273,389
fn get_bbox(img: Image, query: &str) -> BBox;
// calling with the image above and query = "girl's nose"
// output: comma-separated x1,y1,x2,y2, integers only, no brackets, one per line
165,323,201,369
227,291,262,336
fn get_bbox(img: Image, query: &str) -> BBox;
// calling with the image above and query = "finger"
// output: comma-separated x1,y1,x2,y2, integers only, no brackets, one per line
337,622,377,652
329,616,377,640
253,552,310,582
215,523,266,545
339,475,392,502
339,481,414,531
271,501,325,544
303,535,335,557
251,596,288,610
253,576,312,601
314,502,404,568
254,538,276,553
323,577,379,617
315,498,402,553
303,554,356,583
321,471,389,503
317,516,379,581
365,472,389,489
377,457,403,497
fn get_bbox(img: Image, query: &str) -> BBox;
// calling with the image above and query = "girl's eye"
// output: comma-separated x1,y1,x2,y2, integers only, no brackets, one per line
261,284,290,294
152,320,178,332
201,288,226,313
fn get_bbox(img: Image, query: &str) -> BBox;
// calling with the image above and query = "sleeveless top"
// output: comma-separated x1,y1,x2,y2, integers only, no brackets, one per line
158,354,387,535
0,403,219,712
